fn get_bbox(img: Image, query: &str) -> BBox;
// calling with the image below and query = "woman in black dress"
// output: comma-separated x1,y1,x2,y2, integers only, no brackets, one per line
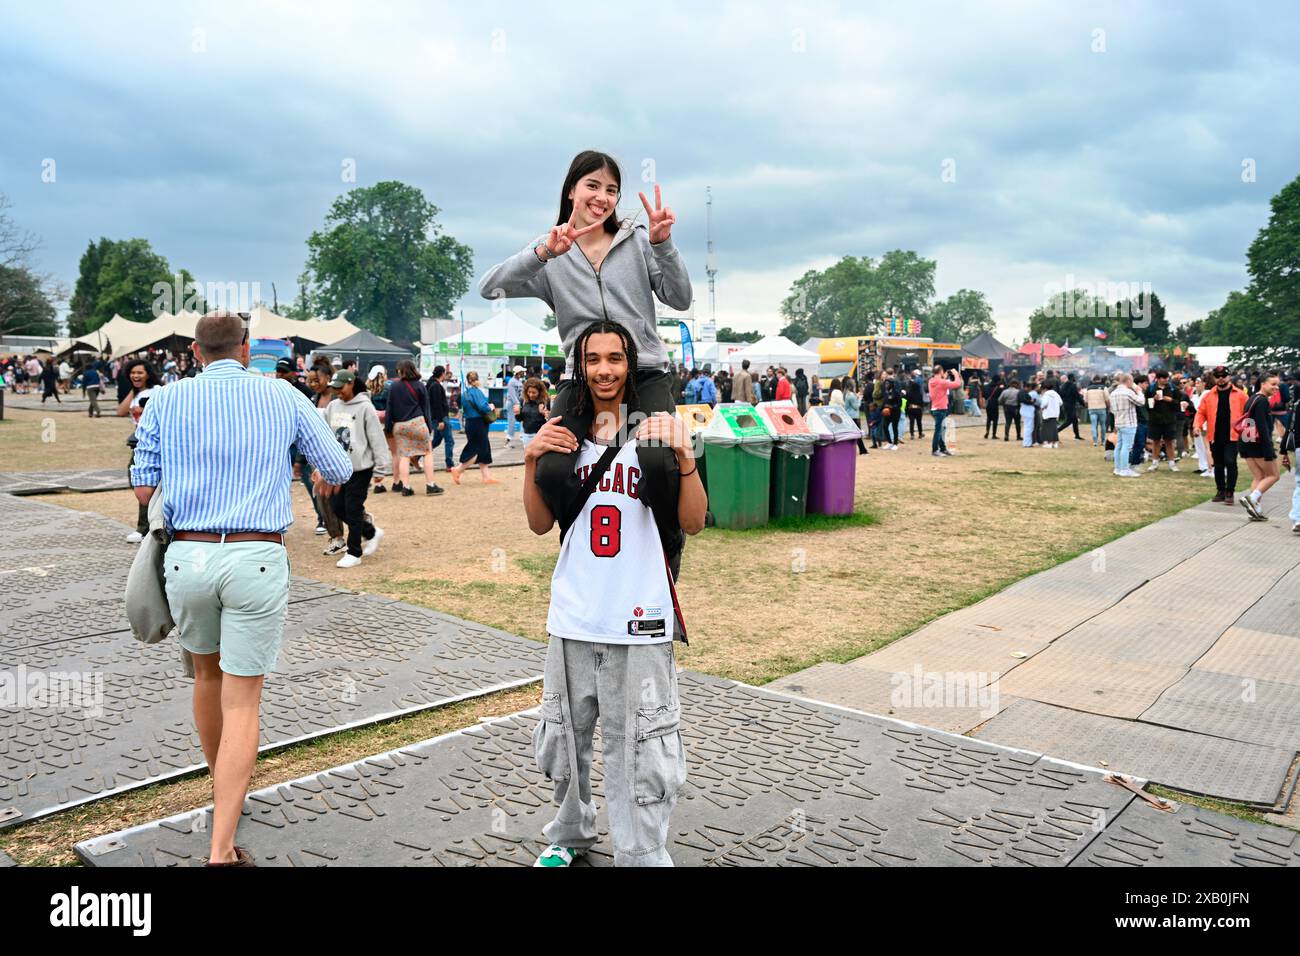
1237,372,1281,520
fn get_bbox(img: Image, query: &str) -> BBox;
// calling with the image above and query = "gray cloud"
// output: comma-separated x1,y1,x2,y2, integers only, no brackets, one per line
1,1,1296,342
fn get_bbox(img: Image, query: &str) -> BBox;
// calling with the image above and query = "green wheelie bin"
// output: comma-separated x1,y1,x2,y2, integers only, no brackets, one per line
756,400,816,519
700,403,772,529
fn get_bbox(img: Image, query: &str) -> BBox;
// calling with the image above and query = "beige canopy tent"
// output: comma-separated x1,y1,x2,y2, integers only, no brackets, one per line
246,306,361,344
62,308,363,358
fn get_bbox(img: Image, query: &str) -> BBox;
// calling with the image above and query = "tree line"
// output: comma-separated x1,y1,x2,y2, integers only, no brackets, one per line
6,170,1295,365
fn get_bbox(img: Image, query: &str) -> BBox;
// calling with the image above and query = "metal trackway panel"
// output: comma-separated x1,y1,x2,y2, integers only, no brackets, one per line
0,469,131,494
75,673,1296,868
1234,564,1300,638
995,647,1187,720
849,623,1052,678
0,849,14,867
0,592,547,828
1140,669,1300,752
764,662,1015,734
0,476,67,495
973,699,1295,808
1194,628,1300,687
1072,799,1300,867
0,485,546,828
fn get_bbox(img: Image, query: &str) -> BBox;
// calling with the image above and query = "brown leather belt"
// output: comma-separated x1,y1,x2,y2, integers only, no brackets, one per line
172,531,285,545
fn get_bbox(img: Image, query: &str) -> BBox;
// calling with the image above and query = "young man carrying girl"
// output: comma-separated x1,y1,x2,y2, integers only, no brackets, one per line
522,319,706,867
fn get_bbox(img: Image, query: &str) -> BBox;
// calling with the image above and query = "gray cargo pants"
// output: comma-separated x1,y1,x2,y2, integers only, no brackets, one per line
533,636,687,866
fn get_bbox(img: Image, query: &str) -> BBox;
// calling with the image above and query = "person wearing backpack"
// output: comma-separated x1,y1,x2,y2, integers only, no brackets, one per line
521,319,706,867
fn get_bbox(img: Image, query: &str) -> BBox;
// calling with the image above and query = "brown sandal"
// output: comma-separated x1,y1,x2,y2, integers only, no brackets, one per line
203,845,256,867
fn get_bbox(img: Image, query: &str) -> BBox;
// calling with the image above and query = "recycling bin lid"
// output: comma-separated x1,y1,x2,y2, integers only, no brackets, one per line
755,400,815,438
675,404,715,433
701,402,773,444
804,404,864,440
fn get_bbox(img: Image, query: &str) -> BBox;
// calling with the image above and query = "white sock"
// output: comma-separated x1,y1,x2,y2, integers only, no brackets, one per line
1250,489,1262,504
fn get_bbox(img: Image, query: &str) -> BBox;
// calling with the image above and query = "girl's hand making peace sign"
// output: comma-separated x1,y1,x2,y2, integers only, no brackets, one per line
639,184,676,244
541,209,607,259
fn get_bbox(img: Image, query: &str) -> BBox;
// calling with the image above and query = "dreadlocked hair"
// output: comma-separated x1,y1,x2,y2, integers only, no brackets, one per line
572,319,639,419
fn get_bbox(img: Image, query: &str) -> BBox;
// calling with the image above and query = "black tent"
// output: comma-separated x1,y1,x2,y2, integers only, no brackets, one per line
312,329,414,373
963,330,1015,360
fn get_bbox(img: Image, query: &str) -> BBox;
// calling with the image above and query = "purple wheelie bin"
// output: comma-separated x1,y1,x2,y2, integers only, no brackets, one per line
804,405,863,515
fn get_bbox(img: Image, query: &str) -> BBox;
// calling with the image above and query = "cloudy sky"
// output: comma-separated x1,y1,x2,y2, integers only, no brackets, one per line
2,1,1296,343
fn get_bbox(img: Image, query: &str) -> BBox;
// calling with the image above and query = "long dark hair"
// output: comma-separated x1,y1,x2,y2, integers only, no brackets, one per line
124,358,161,389
557,151,622,237
572,319,639,419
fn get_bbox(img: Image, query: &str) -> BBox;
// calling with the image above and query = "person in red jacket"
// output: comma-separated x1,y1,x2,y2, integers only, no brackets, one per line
775,367,793,402
1193,366,1249,504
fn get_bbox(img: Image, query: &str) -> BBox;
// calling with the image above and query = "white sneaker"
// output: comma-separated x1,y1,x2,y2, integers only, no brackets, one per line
336,553,362,568
1292,522,1300,534
125,531,144,544
1168,462,1179,472
1121,469,1140,477
1147,461,1159,472
363,526,384,556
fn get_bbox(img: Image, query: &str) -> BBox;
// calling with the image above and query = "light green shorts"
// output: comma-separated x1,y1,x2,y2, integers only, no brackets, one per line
163,540,291,677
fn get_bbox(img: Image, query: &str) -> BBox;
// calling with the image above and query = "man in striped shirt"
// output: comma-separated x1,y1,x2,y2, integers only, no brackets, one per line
130,311,352,867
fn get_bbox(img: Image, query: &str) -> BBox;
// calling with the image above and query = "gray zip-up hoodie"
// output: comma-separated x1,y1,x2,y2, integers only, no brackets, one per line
478,220,692,370
326,392,392,474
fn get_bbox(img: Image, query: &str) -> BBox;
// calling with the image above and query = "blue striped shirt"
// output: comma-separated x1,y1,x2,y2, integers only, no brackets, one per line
130,359,353,532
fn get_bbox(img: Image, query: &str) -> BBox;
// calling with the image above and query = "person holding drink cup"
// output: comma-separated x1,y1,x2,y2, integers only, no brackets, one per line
1145,369,1184,472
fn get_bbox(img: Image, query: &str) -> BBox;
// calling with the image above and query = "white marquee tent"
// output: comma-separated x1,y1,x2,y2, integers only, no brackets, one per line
723,335,821,371
431,312,563,354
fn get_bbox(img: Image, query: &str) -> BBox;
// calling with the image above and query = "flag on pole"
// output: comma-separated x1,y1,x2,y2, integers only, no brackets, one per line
1093,327,1108,340
679,321,694,370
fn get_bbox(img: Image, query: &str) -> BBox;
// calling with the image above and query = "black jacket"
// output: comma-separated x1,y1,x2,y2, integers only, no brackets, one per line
426,377,449,420
521,398,547,434
881,378,902,408
1060,380,1080,413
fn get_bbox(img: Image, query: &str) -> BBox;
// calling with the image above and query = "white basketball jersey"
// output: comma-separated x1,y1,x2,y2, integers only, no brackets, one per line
547,440,675,644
